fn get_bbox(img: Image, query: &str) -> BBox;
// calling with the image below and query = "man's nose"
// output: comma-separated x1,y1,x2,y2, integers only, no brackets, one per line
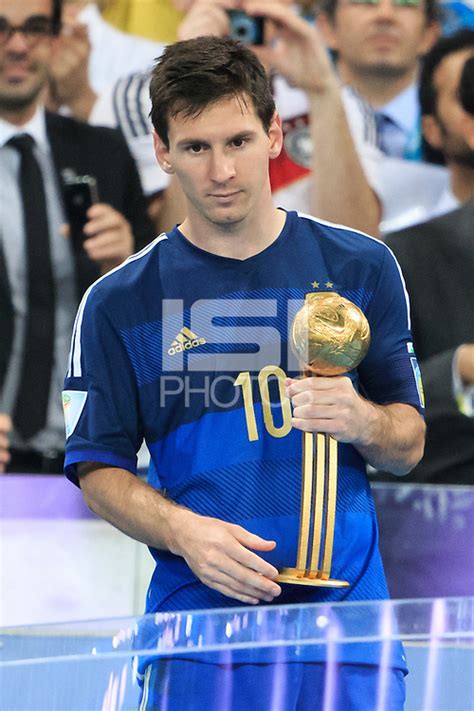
372,0,399,20
210,150,236,183
4,30,30,55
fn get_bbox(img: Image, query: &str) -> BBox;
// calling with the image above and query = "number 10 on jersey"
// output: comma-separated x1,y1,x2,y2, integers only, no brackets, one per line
234,366,292,441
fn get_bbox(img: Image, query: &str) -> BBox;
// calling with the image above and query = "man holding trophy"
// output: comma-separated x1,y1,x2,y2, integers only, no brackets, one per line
63,9,426,710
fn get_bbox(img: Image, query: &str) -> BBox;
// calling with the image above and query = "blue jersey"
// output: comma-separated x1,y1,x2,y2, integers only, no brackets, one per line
64,210,422,667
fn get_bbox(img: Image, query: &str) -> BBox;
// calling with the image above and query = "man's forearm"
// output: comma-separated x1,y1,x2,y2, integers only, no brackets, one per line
309,89,381,237
78,464,189,553
78,463,282,605
354,401,425,476
286,377,425,476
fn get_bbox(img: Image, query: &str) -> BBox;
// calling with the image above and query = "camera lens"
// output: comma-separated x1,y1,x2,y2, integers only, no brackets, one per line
227,11,263,45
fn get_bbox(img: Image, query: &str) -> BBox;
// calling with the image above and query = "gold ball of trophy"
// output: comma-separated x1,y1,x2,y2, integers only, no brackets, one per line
291,292,371,376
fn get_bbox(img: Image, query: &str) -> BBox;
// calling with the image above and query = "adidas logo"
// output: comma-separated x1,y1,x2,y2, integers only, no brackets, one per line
168,327,207,356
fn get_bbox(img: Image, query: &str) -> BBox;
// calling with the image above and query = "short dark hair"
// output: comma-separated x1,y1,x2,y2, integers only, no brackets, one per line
419,29,474,116
149,36,276,148
320,0,439,23
52,0,62,35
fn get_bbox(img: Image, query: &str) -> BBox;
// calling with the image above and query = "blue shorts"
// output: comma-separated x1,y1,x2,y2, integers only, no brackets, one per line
137,659,406,711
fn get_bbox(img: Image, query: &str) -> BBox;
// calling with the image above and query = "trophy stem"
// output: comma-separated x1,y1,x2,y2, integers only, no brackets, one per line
277,431,349,588
295,431,314,570
308,433,325,574
320,433,338,579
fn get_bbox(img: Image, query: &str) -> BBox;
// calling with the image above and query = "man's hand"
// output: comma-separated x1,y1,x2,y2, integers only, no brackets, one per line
285,376,425,475
0,414,12,474
457,344,474,385
48,23,97,120
285,375,372,443
82,204,134,273
79,465,282,605
169,509,282,605
244,0,339,94
177,0,238,41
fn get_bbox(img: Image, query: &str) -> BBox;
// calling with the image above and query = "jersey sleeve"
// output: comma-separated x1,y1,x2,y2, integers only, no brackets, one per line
358,244,425,413
89,72,170,198
63,287,143,486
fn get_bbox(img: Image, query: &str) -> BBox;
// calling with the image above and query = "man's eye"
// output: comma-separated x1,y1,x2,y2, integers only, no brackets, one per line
233,138,246,147
24,18,53,35
189,144,202,153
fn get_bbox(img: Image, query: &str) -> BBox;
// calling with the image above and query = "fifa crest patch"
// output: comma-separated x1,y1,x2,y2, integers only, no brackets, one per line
62,390,88,438
410,358,425,408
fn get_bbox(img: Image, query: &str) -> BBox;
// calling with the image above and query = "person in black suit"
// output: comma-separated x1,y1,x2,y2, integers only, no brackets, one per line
380,35,474,484
384,201,474,484
0,0,155,473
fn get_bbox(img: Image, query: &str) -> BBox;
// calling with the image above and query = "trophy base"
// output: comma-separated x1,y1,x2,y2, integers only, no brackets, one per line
277,568,350,588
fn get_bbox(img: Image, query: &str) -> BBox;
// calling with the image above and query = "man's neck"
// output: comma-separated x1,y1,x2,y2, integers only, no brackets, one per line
0,102,38,128
179,204,286,261
337,62,417,108
449,163,474,204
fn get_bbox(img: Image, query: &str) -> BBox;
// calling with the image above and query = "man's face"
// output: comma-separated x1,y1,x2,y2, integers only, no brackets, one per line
0,0,54,115
319,0,438,80
424,47,474,166
154,94,282,230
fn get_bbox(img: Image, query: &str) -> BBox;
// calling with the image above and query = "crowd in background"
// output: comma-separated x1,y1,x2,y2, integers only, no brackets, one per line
0,0,473,484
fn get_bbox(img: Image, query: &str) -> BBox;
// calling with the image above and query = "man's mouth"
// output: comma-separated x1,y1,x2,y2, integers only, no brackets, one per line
368,32,400,47
3,63,33,82
209,191,240,199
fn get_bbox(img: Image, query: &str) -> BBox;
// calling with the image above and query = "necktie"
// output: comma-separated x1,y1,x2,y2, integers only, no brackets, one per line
8,134,55,440
374,112,406,159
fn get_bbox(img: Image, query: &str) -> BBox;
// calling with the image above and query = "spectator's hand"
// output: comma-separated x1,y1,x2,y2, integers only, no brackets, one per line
285,375,373,443
48,22,97,120
244,1,339,94
177,0,240,41
82,204,134,273
0,414,12,474
457,344,474,385
170,509,282,604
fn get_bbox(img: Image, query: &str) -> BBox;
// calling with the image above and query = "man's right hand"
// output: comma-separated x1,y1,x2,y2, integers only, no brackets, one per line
457,344,474,385
177,0,238,41
48,22,97,121
244,0,339,95
78,465,282,605
0,414,12,473
168,509,282,604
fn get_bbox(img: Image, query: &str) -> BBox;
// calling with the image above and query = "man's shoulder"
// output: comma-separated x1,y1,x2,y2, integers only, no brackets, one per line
85,233,169,308
296,211,385,259
45,112,127,148
386,200,474,255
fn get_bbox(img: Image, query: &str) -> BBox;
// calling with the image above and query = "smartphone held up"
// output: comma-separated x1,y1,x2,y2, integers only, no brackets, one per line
62,173,99,253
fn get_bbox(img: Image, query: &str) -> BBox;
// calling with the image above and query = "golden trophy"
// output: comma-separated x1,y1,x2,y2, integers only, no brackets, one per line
277,292,371,588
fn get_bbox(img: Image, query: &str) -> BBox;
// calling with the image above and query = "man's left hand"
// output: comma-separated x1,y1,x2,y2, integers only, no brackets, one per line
82,203,134,273
285,375,373,444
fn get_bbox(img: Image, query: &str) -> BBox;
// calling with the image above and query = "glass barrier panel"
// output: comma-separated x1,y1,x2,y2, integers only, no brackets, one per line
1,597,472,710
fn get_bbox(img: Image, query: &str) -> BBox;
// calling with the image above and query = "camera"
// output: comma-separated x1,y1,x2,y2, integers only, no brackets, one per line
227,10,264,46
62,173,99,252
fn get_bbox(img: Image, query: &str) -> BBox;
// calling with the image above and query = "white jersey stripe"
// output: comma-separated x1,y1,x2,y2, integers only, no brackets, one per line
67,233,168,378
296,211,412,330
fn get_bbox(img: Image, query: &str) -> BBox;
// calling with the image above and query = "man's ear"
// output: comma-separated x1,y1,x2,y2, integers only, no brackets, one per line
153,130,174,174
269,112,284,160
422,114,443,151
418,20,441,58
